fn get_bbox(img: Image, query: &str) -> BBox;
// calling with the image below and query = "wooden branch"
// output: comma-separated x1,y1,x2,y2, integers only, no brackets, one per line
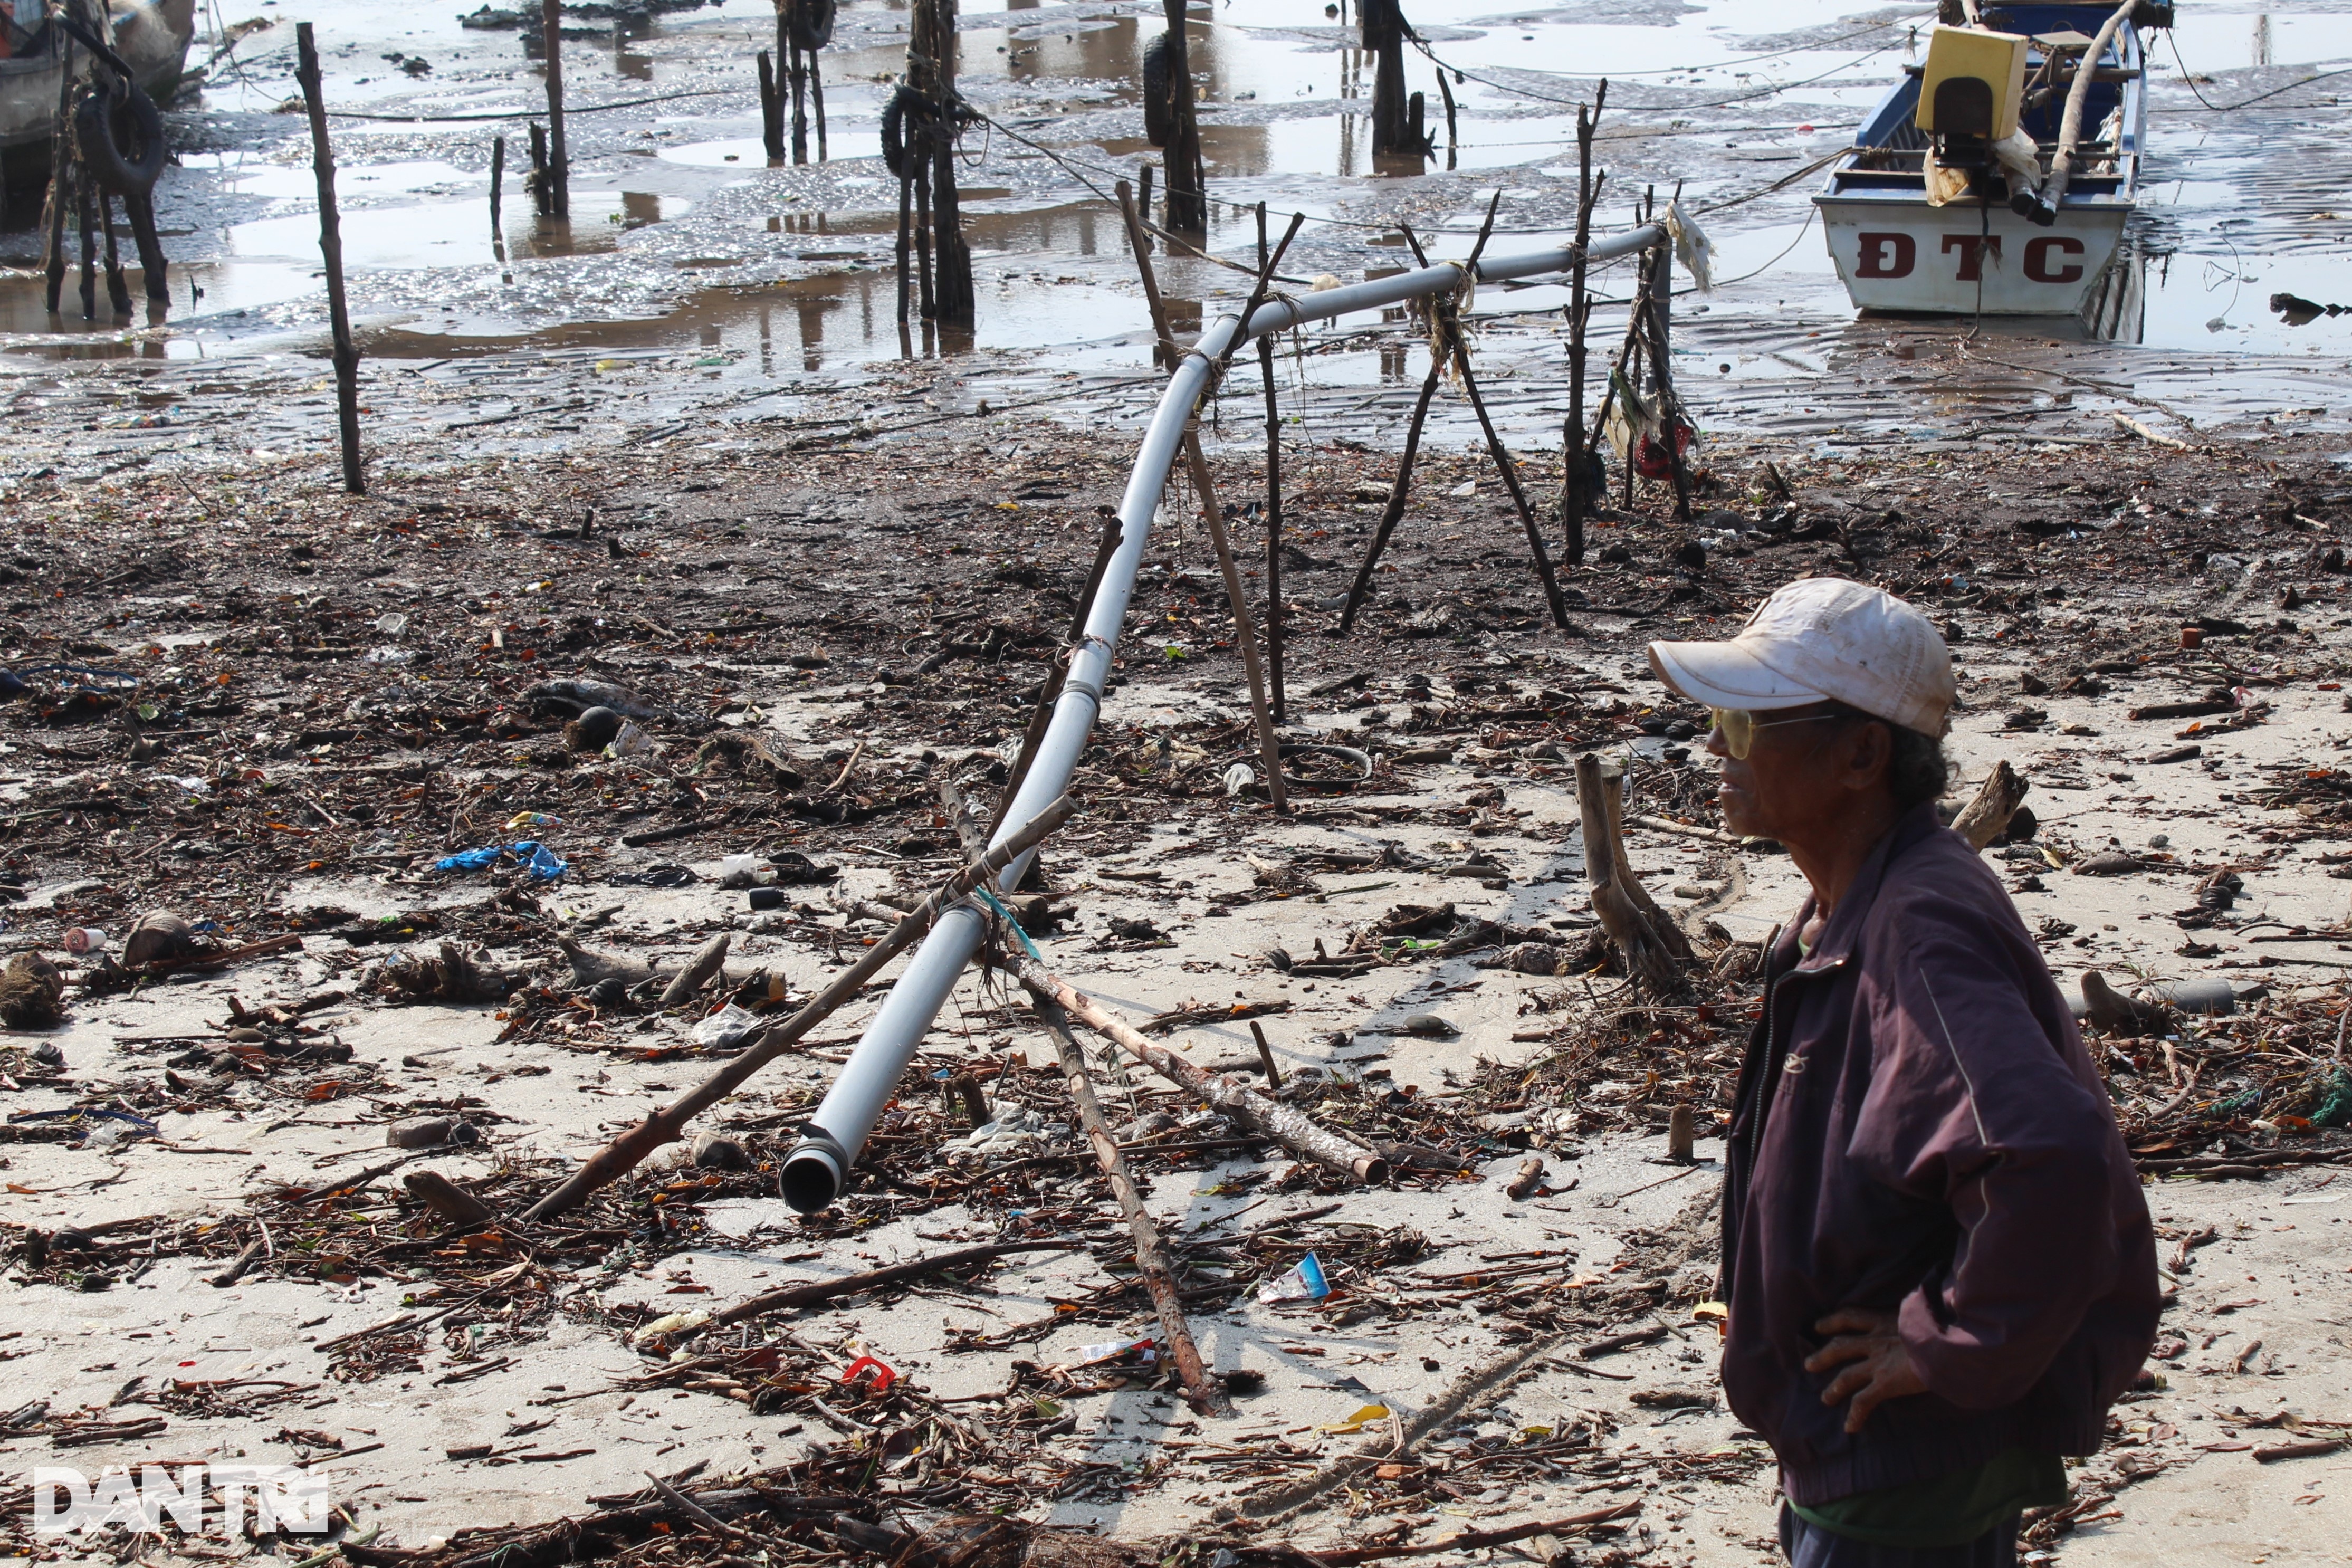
1025,976,1225,1414
706,1240,1080,1328
1307,1504,1643,1565
1017,959,1388,1183
403,1171,496,1229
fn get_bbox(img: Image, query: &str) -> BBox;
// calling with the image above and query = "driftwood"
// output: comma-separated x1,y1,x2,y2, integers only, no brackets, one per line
522,794,1076,1221
658,933,730,1006
680,1241,1080,1336
1951,759,2029,850
831,1515,1146,1568
1024,976,1225,1414
1017,959,1388,1183
1574,754,1689,991
385,941,518,1003
403,1170,496,1229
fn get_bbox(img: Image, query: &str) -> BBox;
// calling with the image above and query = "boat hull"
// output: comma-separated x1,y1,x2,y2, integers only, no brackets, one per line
1816,196,2128,318
0,0,197,154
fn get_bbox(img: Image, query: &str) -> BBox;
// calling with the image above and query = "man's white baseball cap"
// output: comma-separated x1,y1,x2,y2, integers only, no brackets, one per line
1646,576,1956,738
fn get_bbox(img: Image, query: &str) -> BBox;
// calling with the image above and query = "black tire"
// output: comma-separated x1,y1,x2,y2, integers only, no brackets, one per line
73,75,165,196
787,0,835,52
1141,30,1172,149
879,84,914,180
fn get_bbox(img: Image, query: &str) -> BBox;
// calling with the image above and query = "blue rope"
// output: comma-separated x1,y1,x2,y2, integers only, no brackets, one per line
975,887,1044,962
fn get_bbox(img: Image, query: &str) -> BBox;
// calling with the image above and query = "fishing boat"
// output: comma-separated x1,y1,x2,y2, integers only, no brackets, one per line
1816,3,2161,321
0,1,195,180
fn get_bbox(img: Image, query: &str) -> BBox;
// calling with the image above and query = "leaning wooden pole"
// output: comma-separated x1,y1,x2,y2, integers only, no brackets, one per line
1026,978,1226,1415
538,0,570,217
1017,958,1388,1183
1560,89,1604,565
40,28,73,313
521,795,1075,1221
294,24,367,497
1257,206,1287,723
1185,439,1289,814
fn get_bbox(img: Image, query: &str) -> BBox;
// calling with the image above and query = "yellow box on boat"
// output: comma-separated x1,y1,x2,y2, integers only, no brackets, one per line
1915,25,2030,140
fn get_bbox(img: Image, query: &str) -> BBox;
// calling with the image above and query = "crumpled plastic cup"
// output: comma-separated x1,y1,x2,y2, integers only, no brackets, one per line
1257,1252,1331,1304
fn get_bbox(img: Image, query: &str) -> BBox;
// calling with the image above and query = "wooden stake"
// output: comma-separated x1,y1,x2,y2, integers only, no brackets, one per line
894,162,914,323
1137,161,1156,246
1257,205,1286,723
538,0,569,217
528,120,551,216
40,30,72,313
1362,0,1411,156
1434,65,1459,168
1185,436,1289,814
1642,241,1694,523
294,23,366,497
1952,760,2029,850
1336,353,1445,633
810,50,828,160
757,49,783,160
788,37,808,164
911,0,973,325
1116,179,1175,370
75,149,98,320
1026,978,1227,1415
489,135,508,262
99,189,130,316
1560,87,1605,565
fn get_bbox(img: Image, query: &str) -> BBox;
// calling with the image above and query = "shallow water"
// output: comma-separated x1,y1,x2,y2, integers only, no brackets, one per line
3,0,2349,438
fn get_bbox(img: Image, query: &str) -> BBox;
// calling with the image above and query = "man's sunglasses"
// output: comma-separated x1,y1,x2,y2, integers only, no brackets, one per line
1708,706,1851,761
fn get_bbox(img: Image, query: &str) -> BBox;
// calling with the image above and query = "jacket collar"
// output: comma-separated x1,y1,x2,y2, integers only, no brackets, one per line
1777,800,1948,974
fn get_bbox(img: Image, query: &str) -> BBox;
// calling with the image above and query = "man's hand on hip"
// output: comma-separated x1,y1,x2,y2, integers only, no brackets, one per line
1804,1307,1928,1432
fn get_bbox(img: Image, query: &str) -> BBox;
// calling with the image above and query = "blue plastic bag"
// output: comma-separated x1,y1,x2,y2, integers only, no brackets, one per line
433,840,567,882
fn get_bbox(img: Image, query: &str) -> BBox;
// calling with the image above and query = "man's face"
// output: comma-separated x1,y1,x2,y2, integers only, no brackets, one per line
1707,704,1862,842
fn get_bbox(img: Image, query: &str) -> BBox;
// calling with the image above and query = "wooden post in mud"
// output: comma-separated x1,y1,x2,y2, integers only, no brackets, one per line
1115,180,1175,371
910,0,973,326
1257,204,1286,723
757,49,783,161
294,24,367,497
527,121,552,216
1560,86,1604,565
1362,0,1414,157
809,53,828,160
489,135,508,261
40,27,73,314
1137,162,1156,244
1158,0,1208,231
788,40,808,165
1642,237,1694,524
539,0,570,218
1434,66,1459,168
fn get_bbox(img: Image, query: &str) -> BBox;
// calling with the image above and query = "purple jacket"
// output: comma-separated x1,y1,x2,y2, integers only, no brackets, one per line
1719,803,2160,1507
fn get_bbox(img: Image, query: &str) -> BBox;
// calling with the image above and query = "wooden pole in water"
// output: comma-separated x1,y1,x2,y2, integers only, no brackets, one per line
295,23,367,497
809,51,827,159
75,149,99,320
99,189,131,316
528,121,551,215
895,164,914,324
1434,65,1458,168
489,135,507,259
539,0,570,217
788,37,808,164
1257,203,1285,723
1159,0,1206,230
40,30,73,314
1115,180,1173,370
1137,161,1155,246
1363,0,1411,156
757,49,783,160
912,0,973,325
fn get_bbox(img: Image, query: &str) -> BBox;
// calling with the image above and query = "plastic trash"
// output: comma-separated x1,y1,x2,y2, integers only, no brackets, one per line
375,613,410,636
842,1354,898,1393
1223,762,1256,797
505,811,563,831
747,887,785,911
1319,1403,1391,1435
692,1003,761,1050
62,927,108,956
608,864,695,887
718,854,774,890
364,646,414,665
604,721,655,759
1258,1251,1331,1304
1069,1337,1158,1369
432,840,568,882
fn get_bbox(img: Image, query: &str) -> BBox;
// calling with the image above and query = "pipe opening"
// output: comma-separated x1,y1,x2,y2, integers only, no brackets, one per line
780,1133,846,1213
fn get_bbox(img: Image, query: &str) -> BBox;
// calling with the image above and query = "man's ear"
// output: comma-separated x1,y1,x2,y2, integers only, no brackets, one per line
1841,720,1893,791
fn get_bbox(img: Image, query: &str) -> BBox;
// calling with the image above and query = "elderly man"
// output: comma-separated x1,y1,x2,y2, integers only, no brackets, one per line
1646,578,2159,1567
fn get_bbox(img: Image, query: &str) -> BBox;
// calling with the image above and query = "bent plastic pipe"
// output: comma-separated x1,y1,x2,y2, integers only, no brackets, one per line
780,222,1671,1212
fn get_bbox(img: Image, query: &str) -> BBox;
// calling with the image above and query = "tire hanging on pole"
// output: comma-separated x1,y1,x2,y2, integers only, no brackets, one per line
71,73,165,195
787,0,835,51
1141,30,1173,148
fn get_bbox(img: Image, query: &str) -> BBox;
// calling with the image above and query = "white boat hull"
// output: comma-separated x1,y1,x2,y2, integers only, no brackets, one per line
1816,197,2129,317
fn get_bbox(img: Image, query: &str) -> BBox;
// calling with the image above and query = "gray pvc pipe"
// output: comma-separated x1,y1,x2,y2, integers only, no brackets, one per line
779,221,1671,1212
